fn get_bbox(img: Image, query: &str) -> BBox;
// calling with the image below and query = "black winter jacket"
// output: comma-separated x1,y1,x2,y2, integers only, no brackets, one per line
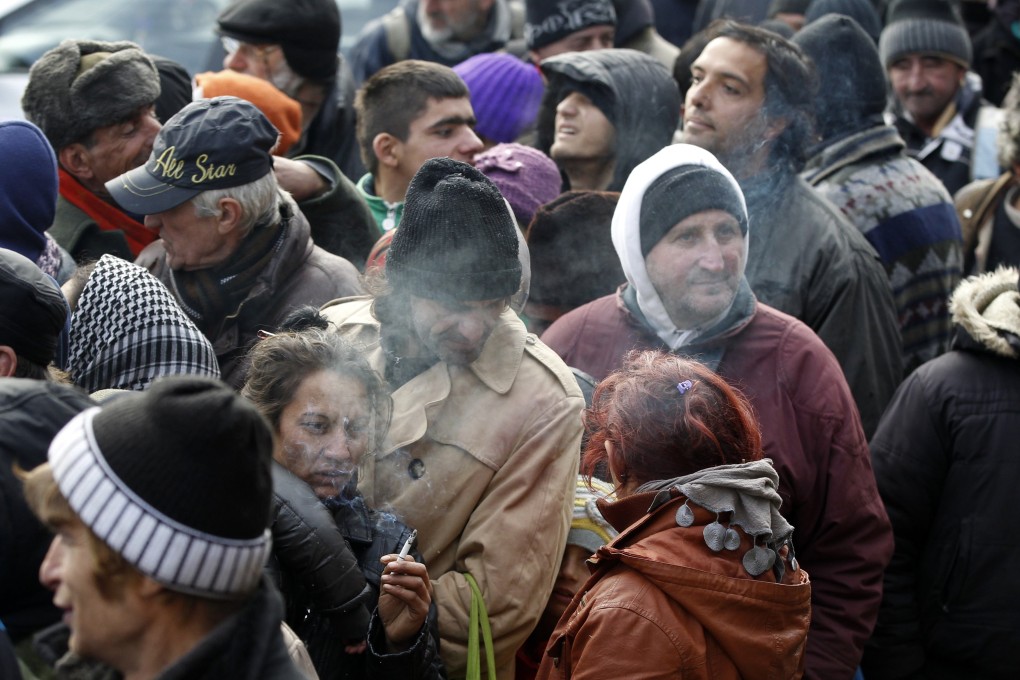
269,464,445,680
864,267,1020,680
0,380,94,642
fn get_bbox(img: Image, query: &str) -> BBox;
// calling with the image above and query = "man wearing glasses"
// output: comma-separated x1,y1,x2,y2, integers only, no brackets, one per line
218,0,364,180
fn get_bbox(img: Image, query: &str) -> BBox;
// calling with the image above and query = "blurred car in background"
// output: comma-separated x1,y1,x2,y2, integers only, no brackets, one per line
0,0,399,119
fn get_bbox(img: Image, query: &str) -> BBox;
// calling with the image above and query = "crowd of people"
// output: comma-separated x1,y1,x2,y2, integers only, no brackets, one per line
1,0,1019,679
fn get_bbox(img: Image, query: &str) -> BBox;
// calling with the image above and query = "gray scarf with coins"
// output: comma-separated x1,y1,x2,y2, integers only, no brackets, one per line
637,458,796,578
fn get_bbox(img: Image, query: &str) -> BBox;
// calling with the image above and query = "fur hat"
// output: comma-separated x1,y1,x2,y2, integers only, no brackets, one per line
879,0,972,69
387,158,521,301
217,0,340,82
21,39,160,151
48,377,274,599
525,190,624,309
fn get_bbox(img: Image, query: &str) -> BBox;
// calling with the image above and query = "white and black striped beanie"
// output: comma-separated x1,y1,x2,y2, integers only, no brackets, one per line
48,377,274,599
879,0,972,69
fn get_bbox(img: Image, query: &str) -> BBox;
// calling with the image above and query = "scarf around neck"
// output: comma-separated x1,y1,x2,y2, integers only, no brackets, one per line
170,214,286,338
58,167,155,257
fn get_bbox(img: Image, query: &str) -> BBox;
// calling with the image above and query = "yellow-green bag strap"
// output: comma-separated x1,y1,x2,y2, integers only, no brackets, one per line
464,572,497,680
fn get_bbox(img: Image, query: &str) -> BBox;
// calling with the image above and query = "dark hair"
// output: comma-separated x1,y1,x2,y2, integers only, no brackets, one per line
354,60,470,174
241,329,392,455
582,351,763,489
704,20,818,172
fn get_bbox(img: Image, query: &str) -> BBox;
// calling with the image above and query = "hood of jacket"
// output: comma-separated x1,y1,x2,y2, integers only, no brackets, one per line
537,48,680,192
611,144,750,351
950,266,1020,358
0,121,58,262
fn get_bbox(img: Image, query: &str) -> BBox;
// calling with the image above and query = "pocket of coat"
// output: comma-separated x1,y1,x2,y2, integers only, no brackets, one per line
936,518,970,614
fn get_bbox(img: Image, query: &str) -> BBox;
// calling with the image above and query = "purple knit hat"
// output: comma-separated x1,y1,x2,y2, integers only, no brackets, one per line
474,143,562,227
454,53,544,144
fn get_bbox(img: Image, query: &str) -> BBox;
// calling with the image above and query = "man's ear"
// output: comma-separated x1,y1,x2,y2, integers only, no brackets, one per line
58,144,95,181
0,346,17,377
373,133,401,169
135,574,165,600
215,197,244,236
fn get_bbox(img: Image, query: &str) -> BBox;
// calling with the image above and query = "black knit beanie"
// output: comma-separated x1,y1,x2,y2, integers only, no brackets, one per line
48,377,274,599
879,0,971,68
805,0,882,43
794,14,887,138
387,158,521,302
769,0,811,17
217,0,340,81
639,165,748,257
525,0,617,50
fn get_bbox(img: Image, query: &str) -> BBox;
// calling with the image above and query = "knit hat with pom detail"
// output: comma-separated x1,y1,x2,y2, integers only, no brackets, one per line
387,158,521,302
48,377,274,599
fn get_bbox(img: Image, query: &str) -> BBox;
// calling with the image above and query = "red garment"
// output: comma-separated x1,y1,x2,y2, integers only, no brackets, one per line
58,167,155,257
542,292,894,680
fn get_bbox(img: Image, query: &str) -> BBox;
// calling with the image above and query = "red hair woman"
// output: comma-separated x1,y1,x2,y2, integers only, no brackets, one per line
537,350,811,680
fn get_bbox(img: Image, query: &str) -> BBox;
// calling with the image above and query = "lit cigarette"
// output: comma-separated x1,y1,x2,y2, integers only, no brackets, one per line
398,529,417,559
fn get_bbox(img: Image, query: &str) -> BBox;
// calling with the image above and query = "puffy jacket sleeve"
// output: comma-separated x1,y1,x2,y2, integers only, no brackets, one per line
270,463,372,637
862,370,949,679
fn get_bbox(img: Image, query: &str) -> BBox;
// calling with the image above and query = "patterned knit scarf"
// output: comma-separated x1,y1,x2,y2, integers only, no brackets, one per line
58,167,155,257
68,254,220,392
170,215,287,337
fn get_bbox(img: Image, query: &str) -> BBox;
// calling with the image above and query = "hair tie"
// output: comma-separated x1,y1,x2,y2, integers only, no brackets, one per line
677,380,693,395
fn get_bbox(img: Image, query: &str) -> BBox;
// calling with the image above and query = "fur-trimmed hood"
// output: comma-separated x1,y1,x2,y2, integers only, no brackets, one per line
950,266,1020,359
21,39,160,151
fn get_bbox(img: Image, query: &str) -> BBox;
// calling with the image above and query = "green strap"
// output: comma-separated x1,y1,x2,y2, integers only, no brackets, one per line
464,573,498,680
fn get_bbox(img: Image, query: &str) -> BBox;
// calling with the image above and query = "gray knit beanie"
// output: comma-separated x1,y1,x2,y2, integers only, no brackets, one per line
21,39,160,151
878,0,972,69
387,158,521,302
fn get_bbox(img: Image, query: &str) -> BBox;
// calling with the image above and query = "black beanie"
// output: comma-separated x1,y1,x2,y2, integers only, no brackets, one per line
387,158,521,302
639,165,748,257
49,377,274,599
0,249,66,367
794,14,887,138
805,0,882,43
152,55,193,124
769,0,811,16
217,0,340,81
525,0,617,50
879,0,971,68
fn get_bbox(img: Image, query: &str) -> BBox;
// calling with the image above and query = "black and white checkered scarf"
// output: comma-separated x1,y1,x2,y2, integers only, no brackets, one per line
68,255,220,393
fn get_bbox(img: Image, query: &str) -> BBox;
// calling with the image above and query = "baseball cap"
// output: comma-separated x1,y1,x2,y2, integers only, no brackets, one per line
106,96,279,215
